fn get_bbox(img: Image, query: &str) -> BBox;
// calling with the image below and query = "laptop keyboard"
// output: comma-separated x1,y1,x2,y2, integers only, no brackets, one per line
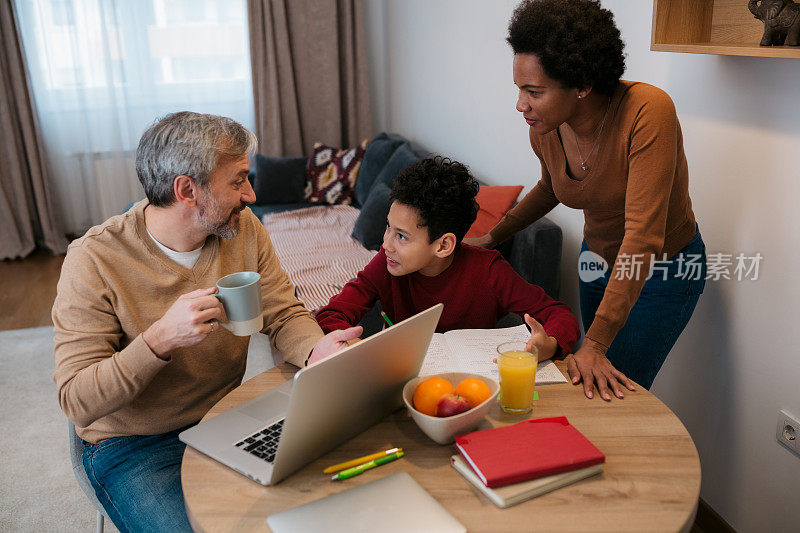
234,419,284,463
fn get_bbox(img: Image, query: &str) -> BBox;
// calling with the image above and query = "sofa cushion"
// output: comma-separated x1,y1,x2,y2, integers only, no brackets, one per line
375,143,421,189
248,203,312,219
381,132,431,159
305,139,369,205
351,181,392,250
465,185,524,239
252,155,307,205
355,132,406,207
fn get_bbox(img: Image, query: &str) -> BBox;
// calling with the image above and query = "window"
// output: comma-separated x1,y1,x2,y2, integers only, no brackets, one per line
14,0,254,234
17,0,252,102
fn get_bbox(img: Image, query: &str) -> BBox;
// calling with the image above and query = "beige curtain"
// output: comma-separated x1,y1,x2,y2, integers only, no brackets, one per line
248,0,372,156
0,2,67,260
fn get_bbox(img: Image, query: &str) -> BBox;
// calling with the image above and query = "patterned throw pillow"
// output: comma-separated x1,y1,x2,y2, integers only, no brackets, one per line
304,139,369,205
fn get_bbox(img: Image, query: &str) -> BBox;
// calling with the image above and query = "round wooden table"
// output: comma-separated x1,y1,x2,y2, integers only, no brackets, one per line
182,362,700,532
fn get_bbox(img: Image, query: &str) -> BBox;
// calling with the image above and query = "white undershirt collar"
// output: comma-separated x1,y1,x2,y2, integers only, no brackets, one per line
146,227,203,269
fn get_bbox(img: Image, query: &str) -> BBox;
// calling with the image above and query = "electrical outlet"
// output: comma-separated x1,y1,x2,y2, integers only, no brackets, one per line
776,409,800,457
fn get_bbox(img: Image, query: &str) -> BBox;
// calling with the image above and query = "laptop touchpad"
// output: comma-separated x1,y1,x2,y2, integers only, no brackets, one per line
238,388,291,422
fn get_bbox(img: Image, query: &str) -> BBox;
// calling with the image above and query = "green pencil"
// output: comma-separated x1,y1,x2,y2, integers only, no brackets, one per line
331,451,404,481
380,311,394,327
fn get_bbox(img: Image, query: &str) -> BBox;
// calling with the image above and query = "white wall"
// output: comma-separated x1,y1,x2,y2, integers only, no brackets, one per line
366,1,800,531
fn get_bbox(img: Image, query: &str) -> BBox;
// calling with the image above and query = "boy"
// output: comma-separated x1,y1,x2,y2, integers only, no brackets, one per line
313,157,579,365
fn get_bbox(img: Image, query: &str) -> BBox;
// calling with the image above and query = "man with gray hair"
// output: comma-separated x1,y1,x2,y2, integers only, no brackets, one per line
52,112,360,531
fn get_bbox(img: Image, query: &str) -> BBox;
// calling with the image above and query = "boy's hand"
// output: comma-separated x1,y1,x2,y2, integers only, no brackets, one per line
307,326,363,366
524,313,558,362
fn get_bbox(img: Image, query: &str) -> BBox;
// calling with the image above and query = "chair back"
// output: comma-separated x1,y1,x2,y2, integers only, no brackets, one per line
68,421,107,516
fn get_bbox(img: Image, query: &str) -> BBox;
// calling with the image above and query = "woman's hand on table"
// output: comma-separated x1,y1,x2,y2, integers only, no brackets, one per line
462,234,495,249
567,339,635,400
524,313,557,362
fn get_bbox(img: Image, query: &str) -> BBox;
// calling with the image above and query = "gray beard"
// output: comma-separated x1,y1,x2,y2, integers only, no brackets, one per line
208,219,238,239
196,198,240,239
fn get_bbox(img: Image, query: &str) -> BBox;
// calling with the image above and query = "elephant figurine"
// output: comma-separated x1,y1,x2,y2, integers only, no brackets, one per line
748,0,800,46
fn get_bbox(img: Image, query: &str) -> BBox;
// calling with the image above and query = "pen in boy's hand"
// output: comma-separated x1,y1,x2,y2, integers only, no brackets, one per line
380,311,394,327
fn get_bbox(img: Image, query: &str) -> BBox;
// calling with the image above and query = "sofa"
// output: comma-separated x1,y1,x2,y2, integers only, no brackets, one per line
249,132,563,336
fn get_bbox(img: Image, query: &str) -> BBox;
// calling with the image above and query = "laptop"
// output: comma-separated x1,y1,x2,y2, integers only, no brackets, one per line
179,303,443,486
266,472,466,533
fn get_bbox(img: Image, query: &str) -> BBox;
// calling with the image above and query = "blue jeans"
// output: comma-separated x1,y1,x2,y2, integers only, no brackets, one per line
82,426,194,533
579,228,706,389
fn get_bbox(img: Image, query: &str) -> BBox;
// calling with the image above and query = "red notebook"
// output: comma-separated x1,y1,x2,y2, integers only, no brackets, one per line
454,416,605,488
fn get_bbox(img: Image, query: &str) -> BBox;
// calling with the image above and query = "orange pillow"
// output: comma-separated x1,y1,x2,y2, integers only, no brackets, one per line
465,185,524,239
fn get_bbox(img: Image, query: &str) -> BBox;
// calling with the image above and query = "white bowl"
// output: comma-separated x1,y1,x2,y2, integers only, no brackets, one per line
402,372,500,445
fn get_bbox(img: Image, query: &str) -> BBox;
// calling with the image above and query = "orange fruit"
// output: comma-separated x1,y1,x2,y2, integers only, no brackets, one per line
455,378,492,408
412,377,455,416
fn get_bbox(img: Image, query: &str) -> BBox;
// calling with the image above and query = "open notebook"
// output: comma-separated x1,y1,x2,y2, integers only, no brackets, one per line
418,324,567,384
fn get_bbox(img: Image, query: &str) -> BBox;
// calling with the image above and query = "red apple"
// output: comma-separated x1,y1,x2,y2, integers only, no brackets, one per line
435,394,471,417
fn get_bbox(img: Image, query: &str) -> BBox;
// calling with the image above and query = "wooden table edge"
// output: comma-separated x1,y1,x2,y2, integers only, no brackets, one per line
182,362,701,533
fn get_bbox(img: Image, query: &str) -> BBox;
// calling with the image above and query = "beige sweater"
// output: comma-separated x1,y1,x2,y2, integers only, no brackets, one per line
53,201,323,443
490,81,697,349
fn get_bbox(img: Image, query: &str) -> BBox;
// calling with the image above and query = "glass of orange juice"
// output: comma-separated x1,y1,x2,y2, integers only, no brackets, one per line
496,341,538,414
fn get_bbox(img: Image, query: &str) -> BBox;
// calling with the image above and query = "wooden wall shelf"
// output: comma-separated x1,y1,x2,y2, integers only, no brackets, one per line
652,0,800,59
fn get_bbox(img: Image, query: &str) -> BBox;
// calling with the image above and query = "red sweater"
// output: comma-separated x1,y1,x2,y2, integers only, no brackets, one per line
316,244,580,357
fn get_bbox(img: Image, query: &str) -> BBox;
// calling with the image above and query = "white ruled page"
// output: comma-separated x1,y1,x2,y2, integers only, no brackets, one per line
442,324,568,384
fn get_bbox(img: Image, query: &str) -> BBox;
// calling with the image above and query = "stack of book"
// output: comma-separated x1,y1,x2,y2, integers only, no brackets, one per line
451,416,605,508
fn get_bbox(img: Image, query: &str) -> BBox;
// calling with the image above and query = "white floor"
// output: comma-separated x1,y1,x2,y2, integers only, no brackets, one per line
0,326,272,532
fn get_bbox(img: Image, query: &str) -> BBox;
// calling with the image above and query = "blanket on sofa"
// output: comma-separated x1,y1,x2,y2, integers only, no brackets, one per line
261,205,378,313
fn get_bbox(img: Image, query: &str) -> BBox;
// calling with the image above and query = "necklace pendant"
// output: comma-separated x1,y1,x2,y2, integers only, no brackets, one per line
581,162,587,171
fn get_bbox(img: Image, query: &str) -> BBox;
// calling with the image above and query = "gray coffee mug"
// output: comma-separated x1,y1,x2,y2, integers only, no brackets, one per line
215,271,263,336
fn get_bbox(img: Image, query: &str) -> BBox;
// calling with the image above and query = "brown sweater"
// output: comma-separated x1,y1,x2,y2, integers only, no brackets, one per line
490,81,697,349
53,201,323,443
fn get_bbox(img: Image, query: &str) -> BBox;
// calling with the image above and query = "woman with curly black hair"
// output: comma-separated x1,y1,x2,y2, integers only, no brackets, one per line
467,0,706,397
